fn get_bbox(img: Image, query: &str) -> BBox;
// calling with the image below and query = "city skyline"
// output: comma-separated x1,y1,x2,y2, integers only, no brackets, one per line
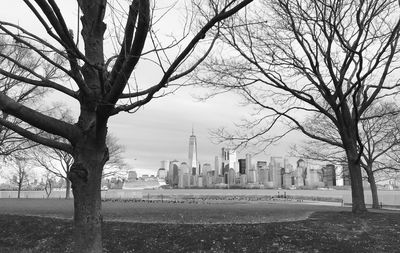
115,114,305,177
149,131,349,190
130,127,317,179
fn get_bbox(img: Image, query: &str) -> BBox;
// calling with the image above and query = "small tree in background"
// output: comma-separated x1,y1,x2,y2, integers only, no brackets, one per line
43,170,56,198
8,156,32,198
34,133,126,199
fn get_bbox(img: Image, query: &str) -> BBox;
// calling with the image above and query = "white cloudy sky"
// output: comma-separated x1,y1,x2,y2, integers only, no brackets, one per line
0,1,305,177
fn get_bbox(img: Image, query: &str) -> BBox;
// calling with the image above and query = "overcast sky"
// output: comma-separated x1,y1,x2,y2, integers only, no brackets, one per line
0,1,305,177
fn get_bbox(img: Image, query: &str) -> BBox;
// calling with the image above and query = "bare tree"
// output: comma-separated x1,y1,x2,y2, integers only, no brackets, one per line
292,102,400,209
102,134,127,177
199,0,400,213
43,170,56,198
359,103,400,208
34,146,73,199
7,156,32,198
380,150,400,187
0,1,253,251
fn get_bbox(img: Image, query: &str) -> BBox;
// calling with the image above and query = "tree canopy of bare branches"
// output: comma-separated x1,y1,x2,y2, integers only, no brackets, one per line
0,36,55,158
199,0,400,213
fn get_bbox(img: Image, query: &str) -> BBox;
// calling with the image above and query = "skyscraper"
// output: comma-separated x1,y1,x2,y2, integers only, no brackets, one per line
245,153,252,175
228,149,237,172
188,127,198,174
221,147,230,175
214,156,220,175
160,160,170,170
238,159,246,174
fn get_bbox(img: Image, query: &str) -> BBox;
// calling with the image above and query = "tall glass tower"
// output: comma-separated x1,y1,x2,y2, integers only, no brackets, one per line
188,127,198,174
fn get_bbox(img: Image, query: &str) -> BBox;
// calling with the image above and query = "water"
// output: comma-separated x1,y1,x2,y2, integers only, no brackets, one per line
1,188,399,207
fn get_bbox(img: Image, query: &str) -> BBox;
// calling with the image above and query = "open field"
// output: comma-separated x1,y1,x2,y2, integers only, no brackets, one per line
0,199,348,223
0,199,399,252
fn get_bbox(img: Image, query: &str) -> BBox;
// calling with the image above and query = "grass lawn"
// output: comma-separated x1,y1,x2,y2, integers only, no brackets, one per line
0,199,347,223
0,200,399,252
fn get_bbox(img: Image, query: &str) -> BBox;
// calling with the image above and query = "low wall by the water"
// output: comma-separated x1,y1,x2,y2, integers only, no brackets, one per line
0,190,68,199
143,188,400,207
0,189,143,199
1,188,399,207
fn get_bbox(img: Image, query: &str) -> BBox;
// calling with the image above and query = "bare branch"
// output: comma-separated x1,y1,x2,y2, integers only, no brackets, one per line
0,93,80,143
0,116,72,153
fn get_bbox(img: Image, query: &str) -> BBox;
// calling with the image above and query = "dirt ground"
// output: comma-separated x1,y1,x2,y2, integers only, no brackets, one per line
0,199,399,252
0,211,399,252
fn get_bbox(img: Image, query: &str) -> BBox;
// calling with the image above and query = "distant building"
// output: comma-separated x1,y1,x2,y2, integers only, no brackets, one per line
214,156,220,176
259,169,268,185
221,147,238,173
229,150,238,172
221,147,230,175
157,168,166,179
296,159,307,187
257,161,268,170
198,176,204,187
240,174,247,186
169,160,180,187
180,162,190,175
270,157,284,188
342,164,351,186
248,169,257,184
188,128,198,174
222,163,230,176
245,154,252,175
202,163,212,176
228,168,236,186
160,160,169,170
198,163,202,176
183,173,190,188
322,164,336,187
238,159,246,174
127,171,137,181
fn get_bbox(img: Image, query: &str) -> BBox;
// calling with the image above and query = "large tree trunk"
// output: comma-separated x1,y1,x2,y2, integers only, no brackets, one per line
65,178,71,199
68,131,108,253
367,170,380,209
70,165,102,253
339,111,368,214
346,148,367,213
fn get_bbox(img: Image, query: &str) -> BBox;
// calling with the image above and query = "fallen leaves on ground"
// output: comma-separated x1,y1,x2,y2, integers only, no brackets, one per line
0,211,399,252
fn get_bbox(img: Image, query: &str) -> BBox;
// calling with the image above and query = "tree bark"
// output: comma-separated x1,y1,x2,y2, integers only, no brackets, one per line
45,180,52,198
65,178,71,199
68,133,108,253
346,148,367,213
367,170,380,209
17,182,21,199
